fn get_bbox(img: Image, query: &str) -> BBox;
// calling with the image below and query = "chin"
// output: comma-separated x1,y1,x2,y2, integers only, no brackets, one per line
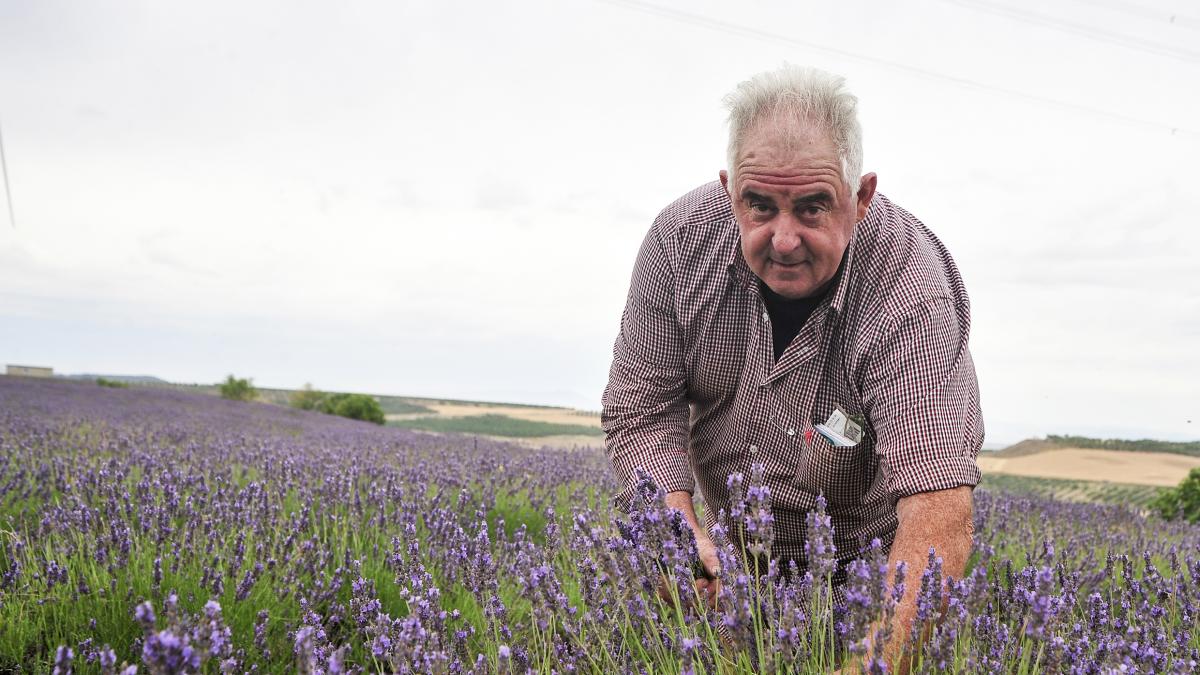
767,281,818,300
762,270,809,292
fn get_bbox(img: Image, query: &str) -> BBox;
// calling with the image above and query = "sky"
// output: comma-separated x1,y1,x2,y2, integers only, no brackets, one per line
1,0,1197,444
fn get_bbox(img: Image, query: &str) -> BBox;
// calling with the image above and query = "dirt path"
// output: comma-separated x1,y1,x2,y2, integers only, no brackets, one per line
506,434,605,450
978,447,1200,486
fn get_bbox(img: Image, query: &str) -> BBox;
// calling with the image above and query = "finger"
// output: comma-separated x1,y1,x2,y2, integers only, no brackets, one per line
707,581,722,610
657,575,675,604
694,579,710,608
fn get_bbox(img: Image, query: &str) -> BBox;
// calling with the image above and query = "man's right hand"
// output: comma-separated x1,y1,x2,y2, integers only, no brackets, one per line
692,531,722,610
657,530,722,610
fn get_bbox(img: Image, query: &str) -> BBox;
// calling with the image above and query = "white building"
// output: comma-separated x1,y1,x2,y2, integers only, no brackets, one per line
5,364,53,377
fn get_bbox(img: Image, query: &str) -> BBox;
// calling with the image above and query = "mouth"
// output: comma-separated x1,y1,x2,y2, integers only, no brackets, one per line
769,259,808,269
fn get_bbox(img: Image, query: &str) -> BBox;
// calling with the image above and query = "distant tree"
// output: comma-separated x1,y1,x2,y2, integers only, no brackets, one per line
290,383,326,411
1151,467,1200,523
319,393,385,425
219,375,257,402
96,377,129,389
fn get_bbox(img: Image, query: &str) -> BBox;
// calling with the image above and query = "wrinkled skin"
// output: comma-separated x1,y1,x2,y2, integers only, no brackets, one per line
720,119,877,300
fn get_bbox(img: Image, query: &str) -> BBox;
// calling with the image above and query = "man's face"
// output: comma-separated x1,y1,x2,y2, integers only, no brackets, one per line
721,120,876,300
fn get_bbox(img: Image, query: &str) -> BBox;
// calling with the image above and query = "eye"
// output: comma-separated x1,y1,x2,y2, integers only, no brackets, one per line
748,200,774,215
799,204,827,218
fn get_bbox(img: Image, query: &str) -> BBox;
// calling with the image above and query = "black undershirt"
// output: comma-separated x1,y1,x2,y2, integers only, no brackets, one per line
760,256,846,361
761,282,825,361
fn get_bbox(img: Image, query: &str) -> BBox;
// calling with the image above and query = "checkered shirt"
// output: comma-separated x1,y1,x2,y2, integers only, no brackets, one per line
602,181,983,568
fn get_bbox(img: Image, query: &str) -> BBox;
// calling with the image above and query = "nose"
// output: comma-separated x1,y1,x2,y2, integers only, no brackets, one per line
771,216,804,257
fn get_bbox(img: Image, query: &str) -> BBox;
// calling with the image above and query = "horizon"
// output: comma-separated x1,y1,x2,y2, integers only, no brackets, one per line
6,368,1196,448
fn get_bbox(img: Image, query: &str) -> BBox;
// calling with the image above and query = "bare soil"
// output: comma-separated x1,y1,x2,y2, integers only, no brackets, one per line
507,434,606,450
978,447,1200,486
386,402,601,428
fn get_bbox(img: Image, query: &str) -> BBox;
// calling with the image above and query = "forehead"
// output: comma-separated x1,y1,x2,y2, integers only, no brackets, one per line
734,117,840,178
734,120,843,192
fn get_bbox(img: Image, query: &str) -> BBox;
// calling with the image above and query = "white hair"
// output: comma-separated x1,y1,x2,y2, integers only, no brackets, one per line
723,65,864,194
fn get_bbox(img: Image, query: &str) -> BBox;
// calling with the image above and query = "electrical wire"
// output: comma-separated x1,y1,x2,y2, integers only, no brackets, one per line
1069,0,1200,31
591,0,1197,139
0,120,14,229
944,0,1200,62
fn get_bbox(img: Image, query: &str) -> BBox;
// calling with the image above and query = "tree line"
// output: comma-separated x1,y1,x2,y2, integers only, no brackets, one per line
1048,434,1200,457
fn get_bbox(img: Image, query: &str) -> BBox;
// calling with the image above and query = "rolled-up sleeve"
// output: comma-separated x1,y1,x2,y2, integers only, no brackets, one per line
602,226,693,512
861,297,983,501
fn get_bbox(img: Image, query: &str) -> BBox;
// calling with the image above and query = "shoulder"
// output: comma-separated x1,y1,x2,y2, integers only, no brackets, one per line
650,181,735,246
846,193,972,327
648,181,737,275
651,180,734,233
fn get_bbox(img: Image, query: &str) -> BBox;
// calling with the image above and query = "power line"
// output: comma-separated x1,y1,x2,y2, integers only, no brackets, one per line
0,120,14,229
592,0,1196,139
1070,0,1200,31
945,0,1200,62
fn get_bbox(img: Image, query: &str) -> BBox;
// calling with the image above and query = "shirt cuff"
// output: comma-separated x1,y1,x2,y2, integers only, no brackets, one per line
612,454,695,513
886,454,981,501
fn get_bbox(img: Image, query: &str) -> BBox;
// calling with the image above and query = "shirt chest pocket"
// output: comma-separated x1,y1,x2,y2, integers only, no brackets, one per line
794,427,874,508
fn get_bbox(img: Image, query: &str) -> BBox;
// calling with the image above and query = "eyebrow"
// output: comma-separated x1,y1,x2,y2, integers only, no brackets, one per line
741,189,772,203
792,192,833,208
740,190,833,207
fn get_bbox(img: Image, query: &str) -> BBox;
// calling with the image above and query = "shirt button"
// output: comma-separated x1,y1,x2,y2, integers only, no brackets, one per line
787,428,795,436
761,311,769,322
749,444,758,454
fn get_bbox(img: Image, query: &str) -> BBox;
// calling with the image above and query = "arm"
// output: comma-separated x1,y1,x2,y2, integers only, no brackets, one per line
602,225,722,600
602,225,693,511
876,485,974,671
858,298,983,670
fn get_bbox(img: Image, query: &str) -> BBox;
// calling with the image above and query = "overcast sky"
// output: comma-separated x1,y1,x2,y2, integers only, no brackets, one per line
1,0,1197,444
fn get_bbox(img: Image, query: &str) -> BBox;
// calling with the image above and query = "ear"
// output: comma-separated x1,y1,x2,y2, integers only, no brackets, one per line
854,172,878,221
719,169,731,195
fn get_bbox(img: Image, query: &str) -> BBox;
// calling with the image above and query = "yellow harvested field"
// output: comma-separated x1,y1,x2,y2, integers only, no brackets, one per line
978,447,1200,486
386,402,601,428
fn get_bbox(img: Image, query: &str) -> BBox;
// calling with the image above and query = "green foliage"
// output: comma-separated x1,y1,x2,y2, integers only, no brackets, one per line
1047,434,1200,457
290,385,386,425
96,377,129,389
319,393,385,425
289,382,327,411
388,414,603,438
219,375,257,402
1151,467,1200,523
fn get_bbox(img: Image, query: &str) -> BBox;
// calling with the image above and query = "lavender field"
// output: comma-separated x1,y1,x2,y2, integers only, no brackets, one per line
1,376,1198,673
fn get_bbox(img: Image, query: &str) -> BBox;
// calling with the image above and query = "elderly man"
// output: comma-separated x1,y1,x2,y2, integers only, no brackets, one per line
601,65,982,665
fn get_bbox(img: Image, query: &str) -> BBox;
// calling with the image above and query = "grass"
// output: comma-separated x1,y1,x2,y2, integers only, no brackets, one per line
387,414,603,438
375,396,436,415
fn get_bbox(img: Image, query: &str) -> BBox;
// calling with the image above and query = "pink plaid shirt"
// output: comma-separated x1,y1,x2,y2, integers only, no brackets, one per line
602,181,983,565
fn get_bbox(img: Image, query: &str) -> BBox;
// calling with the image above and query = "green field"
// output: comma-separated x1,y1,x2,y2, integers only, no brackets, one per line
387,413,604,438
374,396,436,415
978,472,1165,507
